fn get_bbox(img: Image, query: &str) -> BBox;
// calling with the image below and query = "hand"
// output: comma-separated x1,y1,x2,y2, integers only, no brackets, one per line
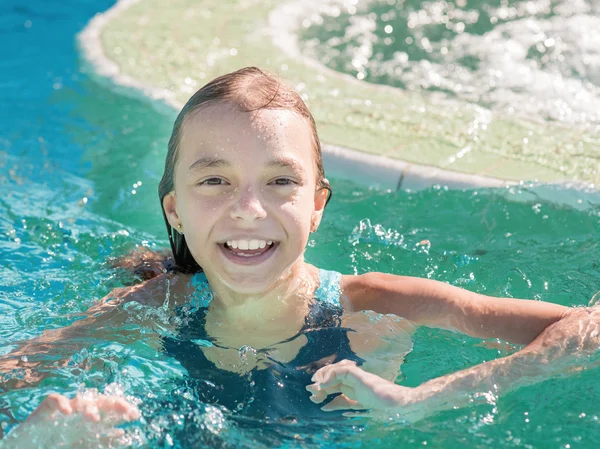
6,391,140,448
306,360,417,419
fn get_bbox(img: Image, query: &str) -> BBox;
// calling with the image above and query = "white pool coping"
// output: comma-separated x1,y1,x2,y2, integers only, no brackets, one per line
321,143,510,190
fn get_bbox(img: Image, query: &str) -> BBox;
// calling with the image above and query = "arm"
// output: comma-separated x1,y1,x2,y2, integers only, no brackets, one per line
0,273,189,389
342,272,568,345
309,306,600,420
410,306,600,409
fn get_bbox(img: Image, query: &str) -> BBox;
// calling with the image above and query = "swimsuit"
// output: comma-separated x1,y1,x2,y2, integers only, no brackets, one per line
162,269,364,420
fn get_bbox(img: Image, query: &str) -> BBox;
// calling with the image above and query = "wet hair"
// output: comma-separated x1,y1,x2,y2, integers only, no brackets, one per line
158,67,332,273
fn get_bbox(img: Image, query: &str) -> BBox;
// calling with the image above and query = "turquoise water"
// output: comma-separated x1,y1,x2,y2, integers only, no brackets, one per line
2,1,600,448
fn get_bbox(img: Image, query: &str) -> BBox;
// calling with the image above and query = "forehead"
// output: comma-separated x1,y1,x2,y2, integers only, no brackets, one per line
178,102,316,168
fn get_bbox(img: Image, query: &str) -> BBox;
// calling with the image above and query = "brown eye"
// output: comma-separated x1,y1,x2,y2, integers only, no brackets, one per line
199,177,227,186
270,178,296,186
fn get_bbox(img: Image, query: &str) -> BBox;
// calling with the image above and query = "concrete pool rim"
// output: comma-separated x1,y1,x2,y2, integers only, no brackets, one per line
77,0,594,192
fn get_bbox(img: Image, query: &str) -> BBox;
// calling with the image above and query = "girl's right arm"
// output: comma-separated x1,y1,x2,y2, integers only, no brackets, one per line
0,269,191,443
0,272,190,389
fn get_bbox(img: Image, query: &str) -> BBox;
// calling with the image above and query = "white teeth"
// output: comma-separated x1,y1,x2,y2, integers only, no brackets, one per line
226,239,271,250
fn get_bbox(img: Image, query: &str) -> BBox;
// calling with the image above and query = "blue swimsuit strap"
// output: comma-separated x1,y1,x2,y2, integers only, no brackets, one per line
314,269,342,307
188,269,342,308
188,271,212,310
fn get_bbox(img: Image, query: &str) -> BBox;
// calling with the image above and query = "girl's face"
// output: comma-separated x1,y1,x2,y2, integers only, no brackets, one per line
163,102,328,294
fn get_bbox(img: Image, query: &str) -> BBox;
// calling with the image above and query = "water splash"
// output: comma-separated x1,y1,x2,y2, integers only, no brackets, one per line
300,0,600,128
349,218,406,247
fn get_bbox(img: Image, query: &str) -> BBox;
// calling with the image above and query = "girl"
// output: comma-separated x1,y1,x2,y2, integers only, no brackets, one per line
4,67,599,445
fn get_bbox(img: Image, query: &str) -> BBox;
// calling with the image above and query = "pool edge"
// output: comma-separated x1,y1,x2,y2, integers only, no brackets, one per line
78,0,588,191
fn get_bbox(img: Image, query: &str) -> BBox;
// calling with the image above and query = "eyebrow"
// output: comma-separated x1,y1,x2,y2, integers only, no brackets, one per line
188,156,231,171
265,157,305,174
188,156,306,175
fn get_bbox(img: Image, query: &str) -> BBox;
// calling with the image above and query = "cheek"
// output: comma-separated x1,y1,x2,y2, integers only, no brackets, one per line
180,190,228,218
280,197,314,232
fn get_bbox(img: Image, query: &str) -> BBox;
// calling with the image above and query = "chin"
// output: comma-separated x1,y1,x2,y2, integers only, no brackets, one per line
222,273,278,295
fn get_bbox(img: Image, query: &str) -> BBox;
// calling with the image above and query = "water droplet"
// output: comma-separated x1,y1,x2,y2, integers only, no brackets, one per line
238,345,257,361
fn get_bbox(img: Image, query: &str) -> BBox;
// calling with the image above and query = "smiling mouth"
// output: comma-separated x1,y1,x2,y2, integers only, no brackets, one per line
220,241,277,258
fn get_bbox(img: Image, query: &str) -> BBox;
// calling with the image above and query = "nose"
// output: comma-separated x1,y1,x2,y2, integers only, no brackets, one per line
229,185,267,222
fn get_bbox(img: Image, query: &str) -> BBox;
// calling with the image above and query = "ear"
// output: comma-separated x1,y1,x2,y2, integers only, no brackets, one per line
162,191,181,229
311,184,329,232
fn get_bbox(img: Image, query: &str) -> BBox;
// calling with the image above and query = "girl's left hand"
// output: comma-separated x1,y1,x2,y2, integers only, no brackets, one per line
306,360,418,419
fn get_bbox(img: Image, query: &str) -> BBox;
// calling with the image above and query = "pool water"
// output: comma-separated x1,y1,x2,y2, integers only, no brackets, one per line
2,0,600,448
299,0,600,128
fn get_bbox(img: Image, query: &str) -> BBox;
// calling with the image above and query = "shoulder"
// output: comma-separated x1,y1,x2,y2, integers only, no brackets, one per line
340,271,406,297
339,272,393,312
89,271,197,313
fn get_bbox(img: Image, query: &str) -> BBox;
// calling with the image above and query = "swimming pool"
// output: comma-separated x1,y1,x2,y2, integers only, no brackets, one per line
2,0,600,447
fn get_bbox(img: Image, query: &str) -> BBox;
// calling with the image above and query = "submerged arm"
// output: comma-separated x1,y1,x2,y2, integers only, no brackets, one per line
0,274,184,389
406,306,600,412
309,306,600,420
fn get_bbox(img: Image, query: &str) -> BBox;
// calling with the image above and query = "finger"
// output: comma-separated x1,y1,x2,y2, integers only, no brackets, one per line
124,405,141,422
309,380,358,403
311,360,357,384
314,363,364,391
82,404,100,423
107,428,125,438
306,384,328,404
308,388,330,404
305,383,319,394
308,379,345,400
321,394,362,412
72,394,101,422
318,372,360,394
307,381,341,396
44,393,74,416
96,396,140,422
70,393,88,412
310,360,352,382
29,394,73,420
313,369,345,391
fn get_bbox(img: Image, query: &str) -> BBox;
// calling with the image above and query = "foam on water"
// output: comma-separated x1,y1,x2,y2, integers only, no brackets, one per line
298,0,600,128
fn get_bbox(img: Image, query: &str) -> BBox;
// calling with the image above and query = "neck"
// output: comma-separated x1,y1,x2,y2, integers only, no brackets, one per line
203,260,319,314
